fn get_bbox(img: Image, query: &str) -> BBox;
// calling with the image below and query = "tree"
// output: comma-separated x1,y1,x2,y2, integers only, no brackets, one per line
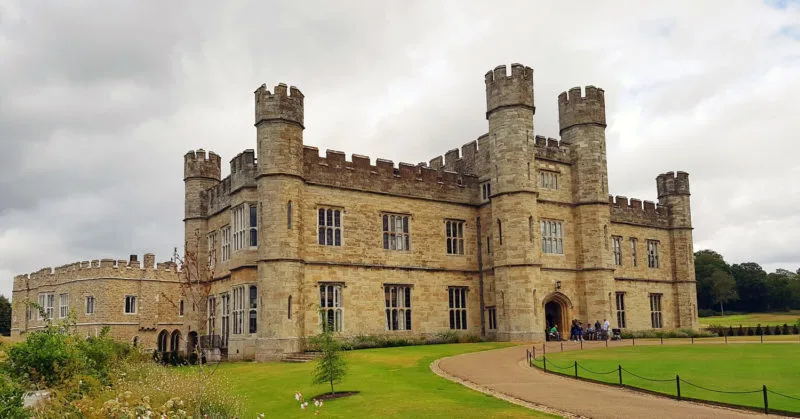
310,330,347,395
730,262,768,312
0,295,11,336
694,250,730,310
709,270,738,315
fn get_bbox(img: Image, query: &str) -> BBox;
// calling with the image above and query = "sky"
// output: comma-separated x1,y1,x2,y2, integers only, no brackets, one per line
1,1,799,298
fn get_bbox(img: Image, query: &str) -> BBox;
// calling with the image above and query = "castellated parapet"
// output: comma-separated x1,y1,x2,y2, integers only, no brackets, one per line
558,86,606,134
656,171,690,198
184,149,221,181
254,83,304,127
608,195,669,228
485,64,535,117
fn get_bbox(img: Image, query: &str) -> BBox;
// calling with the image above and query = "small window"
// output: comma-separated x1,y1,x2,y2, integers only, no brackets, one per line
85,295,94,314
38,293,55,320
650,294,663,328
647,240,660,268
287,201,293,229
528,216,534,242
445,220,464,255
59,293,69,318
497,219,503,245
249,204,258,247
232,286,245,334
385,285,412,331
249,285,258,334
124,295,137,314
179,300,184,317
221,226,231,262
318,207,342,246
207,296,217,336
382,214,410,251
488,307,497,330
612,236,622,266
207,231,217,269
486,235,491,255
630,238,638,267
448,287,468,330
288,296,292,319
480,181,492,202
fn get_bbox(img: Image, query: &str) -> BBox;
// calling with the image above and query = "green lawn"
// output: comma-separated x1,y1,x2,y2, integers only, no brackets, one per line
219,343,553,418
699,311,800,327
534,344,800,413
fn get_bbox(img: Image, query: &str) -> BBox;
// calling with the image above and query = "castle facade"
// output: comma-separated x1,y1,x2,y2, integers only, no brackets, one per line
12,63,698,360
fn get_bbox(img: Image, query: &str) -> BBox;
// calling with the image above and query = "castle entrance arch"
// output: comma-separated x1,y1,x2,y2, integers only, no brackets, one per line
543,292,572,341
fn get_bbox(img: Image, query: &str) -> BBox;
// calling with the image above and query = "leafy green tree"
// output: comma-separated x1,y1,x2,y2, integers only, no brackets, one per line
709,270,738,315
694,250,730,310
765,272,793,311
730,262,768,312
310,330,347,395
0,295,11,336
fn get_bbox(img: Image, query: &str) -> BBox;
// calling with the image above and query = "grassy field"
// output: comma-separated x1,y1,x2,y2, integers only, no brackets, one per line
699,311,800,327
219,342,553,418
534,344,800,413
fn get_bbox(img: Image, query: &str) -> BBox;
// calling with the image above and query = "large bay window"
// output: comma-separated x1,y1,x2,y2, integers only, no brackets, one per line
319,284,343,332
232,203,258,251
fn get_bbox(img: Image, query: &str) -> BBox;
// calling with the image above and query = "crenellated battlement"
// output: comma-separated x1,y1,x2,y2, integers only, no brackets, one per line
184,149,221,181
656,171,690,198
303,146,478,204
557,86,606,134
254,83,304,127
533,135,571,163
485,63,534,117
13,254,182,291
608,195,670,228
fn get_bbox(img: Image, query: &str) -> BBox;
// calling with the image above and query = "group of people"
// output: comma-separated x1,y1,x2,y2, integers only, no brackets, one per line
548,318,612,342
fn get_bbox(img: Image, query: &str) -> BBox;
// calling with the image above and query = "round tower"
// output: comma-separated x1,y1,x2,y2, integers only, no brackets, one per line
485,64,541,341
657,171,697,328
253,83,305,359
183,149,221,275
558,86,614,324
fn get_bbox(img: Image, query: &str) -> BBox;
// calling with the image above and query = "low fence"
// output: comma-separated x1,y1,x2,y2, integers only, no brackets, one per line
525,342,800,416
705,323,800,337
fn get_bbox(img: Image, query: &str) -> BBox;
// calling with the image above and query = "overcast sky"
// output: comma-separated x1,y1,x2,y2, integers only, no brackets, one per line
1,1,799,298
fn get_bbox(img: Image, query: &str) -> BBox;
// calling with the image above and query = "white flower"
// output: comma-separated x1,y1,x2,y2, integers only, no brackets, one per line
314,400,320,407
295,392,301,401
301,403,307,410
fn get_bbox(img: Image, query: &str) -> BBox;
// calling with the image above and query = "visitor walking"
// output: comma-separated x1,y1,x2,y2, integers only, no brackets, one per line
602,318,610,340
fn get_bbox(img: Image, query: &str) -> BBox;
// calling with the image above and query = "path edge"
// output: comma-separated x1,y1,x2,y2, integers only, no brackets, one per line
430,355,586,419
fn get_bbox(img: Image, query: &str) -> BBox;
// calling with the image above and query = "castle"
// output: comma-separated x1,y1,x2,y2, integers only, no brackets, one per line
12,63,698,360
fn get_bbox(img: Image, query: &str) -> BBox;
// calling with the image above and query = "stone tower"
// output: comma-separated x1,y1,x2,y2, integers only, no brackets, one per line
558,86,614,323
184,149,221,278
253,83,306,360
657,171,698,328
485,64,541,341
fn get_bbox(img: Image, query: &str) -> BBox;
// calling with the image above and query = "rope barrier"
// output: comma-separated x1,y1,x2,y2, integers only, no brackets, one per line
541,357,574,370
678,378,762,395
766,389,800,401
620,368,675,383
577,363,618,375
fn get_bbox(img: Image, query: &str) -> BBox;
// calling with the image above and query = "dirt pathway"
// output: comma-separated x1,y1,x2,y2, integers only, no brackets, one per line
434,341,791,419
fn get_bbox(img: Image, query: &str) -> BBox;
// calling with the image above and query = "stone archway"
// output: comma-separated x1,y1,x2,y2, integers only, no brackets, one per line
543,292,572,341
170,330,181,353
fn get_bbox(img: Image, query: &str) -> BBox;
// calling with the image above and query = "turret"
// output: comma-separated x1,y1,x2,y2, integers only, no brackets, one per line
183,149,220,278
484,63,535,194
656,171,692,228
254,83,305,177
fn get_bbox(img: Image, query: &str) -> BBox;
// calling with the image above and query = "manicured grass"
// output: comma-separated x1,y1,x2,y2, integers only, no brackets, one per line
534,344,800,413
699,311,800,327
219,343,553,418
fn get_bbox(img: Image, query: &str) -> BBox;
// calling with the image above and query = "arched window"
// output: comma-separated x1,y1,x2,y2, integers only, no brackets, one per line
157,330,169,352
170,330,181,353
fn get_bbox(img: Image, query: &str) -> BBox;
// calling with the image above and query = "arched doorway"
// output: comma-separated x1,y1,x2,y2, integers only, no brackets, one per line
170,330,181,353
543,292,572,341
187,331,198,355
157,330,169,352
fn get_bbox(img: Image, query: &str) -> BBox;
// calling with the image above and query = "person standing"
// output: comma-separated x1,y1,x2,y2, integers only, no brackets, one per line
602,318,611,340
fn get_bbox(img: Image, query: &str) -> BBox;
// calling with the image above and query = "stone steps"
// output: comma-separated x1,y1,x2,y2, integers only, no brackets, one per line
281,352,321,363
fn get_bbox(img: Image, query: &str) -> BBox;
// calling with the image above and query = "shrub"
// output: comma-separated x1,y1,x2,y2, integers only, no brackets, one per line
765,325,772,335
737,325,744,336
698,308,716,318
6,325,86,387
0,375,27,418
793,324,800,335
783,324,790,335
619,329,716,339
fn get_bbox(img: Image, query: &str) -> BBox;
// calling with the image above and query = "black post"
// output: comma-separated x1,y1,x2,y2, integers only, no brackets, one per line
532,346,536,360
633,336,636,346
605,339,608,348
543,342,546,355
618,365,623,386
580,339,583,350
763,385,769,414
724,334,727,344
676,375,681,400
660,336,663,345
574,361,578,378
561,341,563,352
761,331,763,344
543,357,547,372
691,336,694,344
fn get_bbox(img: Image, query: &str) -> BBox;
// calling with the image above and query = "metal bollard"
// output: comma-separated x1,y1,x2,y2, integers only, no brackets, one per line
676,375,681,400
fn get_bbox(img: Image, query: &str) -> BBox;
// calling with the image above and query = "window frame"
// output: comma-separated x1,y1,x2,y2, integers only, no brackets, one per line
220,226,231,262
124,295,137,315
58,293,69,318
382,213,411,251
646,239,660,268
448,287,468,330
317,207,343,246
207,231,217,269
649,293,663,328
480,181,492,202
615,292,626,328
85,296,95,315
248,285,258,334
384,285,412,331
612,236,623,266
540,219,564,255
630,237,638,267
207,295,217,336
539,170,559,190
445,219,465,255
487,306,497,330
319,283,344,332
232,286,246,335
